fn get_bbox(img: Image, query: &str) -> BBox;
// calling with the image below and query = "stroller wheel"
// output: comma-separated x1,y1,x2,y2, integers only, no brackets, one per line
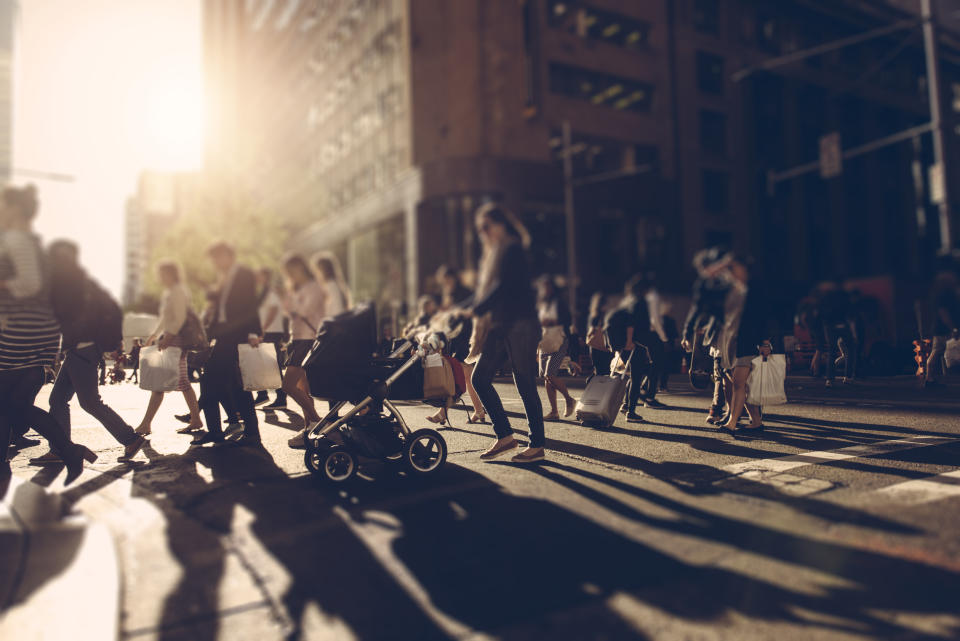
305,444,358,483
402,429,447,476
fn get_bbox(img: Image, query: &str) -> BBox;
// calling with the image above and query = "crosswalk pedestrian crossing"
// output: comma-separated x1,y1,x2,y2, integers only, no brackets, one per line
721,435,960,503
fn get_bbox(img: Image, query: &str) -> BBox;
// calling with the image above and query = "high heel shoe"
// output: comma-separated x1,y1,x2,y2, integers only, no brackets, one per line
467,410,487,424
426,412,448,427
63,445,97,486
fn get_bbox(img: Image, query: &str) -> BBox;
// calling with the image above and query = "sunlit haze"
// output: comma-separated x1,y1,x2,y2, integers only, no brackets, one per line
13,0,203,297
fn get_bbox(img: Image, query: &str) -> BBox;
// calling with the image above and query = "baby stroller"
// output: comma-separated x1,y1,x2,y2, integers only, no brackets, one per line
301,304,448,485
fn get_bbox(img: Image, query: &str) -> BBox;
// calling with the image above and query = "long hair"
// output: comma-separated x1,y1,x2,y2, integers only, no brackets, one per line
313,251,352,309
283,253,316,289
475,203,531,250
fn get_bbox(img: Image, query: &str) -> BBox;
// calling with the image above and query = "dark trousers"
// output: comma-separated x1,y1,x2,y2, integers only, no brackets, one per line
1,367,79,463
255,332,286,402
471,318,545,448
199,341,260,440
49,345,138,446
619,349,648,412
590,348,614,377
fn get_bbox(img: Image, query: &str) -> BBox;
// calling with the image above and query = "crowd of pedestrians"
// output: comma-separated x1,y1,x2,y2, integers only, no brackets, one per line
2,183,959,485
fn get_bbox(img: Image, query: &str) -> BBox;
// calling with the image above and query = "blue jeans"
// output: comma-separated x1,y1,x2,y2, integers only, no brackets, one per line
471,318,545,448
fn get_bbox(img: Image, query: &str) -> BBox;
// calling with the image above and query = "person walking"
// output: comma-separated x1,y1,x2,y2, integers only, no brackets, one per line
279,255,328,449
713,252,779,434
32,240,146,464
129,338,142,384
537,277,577,421
924,271,959,388
134,261,204,436
314,251,351,317
814,282,855,387
192,241,263,447
0,185,96,483
467,203,546,463
254,268,287,408
586,292,614,377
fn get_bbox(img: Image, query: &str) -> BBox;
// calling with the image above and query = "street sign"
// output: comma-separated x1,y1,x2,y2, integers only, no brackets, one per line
819,132,843,179
929,162,945,205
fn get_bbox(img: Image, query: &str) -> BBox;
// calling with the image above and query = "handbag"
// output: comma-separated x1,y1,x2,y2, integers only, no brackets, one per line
443,355,466,397
139,346,182,392
538,326,565,354
423,353,455,399
746,354,788,406
178,309,209,351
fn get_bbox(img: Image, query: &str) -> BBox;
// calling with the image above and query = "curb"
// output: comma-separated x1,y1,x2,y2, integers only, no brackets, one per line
0,476,119,641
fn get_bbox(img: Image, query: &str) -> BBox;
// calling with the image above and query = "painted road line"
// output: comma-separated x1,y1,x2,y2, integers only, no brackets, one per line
721,436,958,497
876,470,960,504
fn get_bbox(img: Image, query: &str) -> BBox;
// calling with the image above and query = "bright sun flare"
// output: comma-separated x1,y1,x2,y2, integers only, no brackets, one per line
133,83,206,171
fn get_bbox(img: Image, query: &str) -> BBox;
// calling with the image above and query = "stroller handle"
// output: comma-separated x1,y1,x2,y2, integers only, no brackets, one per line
388,340,414,359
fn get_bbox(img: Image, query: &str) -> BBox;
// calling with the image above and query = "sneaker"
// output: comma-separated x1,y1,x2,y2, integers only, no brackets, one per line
643,398,667,409
626,412,644,423
288,430,307,449
511,447,545,463
480,438,519,461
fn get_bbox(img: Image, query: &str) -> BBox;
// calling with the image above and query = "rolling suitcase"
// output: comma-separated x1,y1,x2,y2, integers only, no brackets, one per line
575,351,632,427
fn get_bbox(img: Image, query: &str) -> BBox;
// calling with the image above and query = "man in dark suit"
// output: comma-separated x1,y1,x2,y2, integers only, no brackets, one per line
192,241,263,447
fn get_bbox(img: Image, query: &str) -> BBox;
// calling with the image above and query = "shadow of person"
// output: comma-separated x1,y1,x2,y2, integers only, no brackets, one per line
120,443,452,641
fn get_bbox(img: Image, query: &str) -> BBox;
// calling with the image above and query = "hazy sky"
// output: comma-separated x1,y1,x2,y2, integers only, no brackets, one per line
13,0,204,297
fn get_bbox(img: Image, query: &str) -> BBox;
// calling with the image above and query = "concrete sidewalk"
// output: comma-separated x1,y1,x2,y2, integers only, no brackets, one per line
0,474,119,641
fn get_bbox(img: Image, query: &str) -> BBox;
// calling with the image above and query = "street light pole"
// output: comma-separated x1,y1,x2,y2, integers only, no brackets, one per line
921,0,954,255
562,120,578,332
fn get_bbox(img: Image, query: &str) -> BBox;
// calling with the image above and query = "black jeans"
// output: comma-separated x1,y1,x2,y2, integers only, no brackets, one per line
199,341,260,440
49,345,139,446
590,348,614,377
471,318,545,448
1,367,79,462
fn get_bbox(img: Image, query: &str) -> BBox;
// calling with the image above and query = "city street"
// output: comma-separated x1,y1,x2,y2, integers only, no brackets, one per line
6,377,960,641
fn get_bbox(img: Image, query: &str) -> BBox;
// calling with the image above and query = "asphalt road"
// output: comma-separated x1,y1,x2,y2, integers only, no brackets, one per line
10,376,960,641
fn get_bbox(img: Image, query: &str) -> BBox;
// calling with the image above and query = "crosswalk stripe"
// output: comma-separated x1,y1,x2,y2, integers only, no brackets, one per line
877,470,960,504
721,436,959,498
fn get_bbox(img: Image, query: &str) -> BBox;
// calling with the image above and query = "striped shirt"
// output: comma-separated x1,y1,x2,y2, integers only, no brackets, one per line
0,231,61,371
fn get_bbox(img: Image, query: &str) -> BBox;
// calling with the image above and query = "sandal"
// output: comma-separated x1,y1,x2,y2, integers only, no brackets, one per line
467,410,487,424
134,425,152,436
426,411,448,427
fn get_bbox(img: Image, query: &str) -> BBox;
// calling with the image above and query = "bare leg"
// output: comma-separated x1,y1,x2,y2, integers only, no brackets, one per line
136,391,165,435
181,386,203,428
283,367,320,424
722,366,750,429
544,378,559,417
745,403,763,427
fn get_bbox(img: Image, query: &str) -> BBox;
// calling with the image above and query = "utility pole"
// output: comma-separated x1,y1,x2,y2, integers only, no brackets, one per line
921,0,954,255
562,120,578,332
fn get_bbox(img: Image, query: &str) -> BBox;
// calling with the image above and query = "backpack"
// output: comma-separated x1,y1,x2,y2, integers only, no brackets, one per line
85,279,124,353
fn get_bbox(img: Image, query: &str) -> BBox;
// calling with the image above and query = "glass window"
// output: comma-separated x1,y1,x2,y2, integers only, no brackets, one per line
546,1,650,52
549,63,654,112
699,110,727,154
702,169,729,213
696,51,725,95
693,0,720,35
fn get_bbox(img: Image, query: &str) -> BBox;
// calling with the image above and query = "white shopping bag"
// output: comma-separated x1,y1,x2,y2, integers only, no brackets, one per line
945,338,960,369
746,354,788,406
139,346,182,392
238,343,283,392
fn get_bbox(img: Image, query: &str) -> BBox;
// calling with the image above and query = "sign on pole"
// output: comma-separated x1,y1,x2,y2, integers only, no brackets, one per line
819,132,843,179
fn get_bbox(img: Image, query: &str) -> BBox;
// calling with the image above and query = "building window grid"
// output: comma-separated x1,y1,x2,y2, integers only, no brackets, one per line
546,0,651,52
548,62,655,113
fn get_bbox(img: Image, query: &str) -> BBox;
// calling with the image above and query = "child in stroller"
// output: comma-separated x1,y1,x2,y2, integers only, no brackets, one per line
300,304,449,484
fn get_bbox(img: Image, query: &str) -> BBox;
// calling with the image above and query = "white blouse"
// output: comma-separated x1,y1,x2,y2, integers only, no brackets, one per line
287,280,327,340
154,284,191,336
322,280,346,319
0,230,43,299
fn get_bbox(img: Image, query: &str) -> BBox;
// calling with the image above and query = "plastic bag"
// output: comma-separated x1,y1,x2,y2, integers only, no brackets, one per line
423,353,455,399
139,346,182,392
238,343,283,392
945,338,960,369
746,354,788,406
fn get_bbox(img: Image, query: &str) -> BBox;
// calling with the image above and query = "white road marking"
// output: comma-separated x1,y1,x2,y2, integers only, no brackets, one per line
721,436,959,498
877,470,960,504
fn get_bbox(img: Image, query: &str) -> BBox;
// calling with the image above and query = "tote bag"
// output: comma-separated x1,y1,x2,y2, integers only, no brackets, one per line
238,343,283,392
746,354,788,406
139,346,182,392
